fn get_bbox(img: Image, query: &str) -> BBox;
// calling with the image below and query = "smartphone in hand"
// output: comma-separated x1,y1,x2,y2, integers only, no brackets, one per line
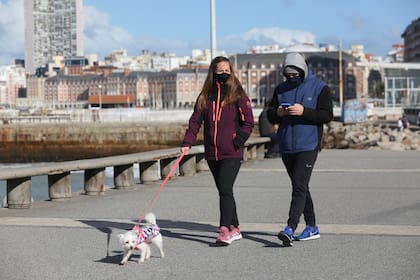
280,102,292,109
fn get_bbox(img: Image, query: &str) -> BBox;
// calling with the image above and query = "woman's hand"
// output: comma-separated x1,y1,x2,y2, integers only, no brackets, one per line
181,146,190,155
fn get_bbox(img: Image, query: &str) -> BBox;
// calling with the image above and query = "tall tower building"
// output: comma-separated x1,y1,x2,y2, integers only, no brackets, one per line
24,0,83,74
402,17,420,62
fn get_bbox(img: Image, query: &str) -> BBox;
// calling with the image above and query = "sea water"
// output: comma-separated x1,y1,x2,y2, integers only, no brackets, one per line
0,164,140,206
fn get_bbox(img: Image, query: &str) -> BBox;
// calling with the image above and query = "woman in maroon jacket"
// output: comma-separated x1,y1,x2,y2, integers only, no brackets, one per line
181,56,254,245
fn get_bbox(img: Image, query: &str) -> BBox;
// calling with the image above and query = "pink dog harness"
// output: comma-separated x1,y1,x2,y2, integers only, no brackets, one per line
132,224,160,245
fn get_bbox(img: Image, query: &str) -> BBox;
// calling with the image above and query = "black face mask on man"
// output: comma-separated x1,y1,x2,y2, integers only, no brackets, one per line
286,76,302,86
214,73,230,83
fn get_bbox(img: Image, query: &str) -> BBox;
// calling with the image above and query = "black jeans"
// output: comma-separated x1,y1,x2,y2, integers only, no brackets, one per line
281,150,318,232
207,158,242,228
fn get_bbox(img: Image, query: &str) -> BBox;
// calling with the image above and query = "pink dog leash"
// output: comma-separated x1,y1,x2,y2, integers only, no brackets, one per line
137,150,186,223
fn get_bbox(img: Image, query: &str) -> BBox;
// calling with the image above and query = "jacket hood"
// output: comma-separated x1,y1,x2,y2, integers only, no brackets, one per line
283,52,308,80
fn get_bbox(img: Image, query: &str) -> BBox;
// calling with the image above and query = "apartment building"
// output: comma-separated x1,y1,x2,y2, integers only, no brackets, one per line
28,67,207,110
0,65,26,107
402,17,420,62
18,45,420,111
231,50,359,106
104,49,189,72
24,0,83,74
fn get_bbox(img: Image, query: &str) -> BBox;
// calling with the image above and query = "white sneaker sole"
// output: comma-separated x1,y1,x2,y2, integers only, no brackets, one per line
298,234,320,241
215,239,231,245
230,233,242,241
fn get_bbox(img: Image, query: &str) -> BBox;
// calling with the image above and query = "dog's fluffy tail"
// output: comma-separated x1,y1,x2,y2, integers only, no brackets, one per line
144,212,157,224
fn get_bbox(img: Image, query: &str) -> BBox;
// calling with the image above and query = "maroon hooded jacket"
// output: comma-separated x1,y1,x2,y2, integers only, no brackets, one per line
182,82,254,161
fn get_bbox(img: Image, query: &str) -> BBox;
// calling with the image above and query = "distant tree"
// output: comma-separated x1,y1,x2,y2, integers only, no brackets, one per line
374,82,385,99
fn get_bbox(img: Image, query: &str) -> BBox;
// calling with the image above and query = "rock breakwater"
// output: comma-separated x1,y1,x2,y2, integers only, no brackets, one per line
322,121,420,151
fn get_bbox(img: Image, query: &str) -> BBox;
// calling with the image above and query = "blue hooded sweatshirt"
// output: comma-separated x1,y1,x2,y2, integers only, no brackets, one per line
274,52,332,153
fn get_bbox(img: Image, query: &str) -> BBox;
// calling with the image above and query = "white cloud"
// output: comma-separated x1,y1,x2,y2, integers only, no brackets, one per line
0,2,323,66
83,6,200,58
83,5,204,58
219,27,318,54
0,0,24,64
83,5,135,57
79,4,405,58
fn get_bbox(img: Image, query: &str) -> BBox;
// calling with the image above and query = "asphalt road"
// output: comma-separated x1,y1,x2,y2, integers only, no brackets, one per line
1,149,419,280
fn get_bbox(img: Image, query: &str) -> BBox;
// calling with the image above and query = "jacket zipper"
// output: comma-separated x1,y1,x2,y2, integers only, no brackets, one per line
238,107,245,121
213,82,223,160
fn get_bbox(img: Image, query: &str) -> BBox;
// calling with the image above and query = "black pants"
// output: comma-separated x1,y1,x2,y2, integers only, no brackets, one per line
281,150,318,232
207,158,242,228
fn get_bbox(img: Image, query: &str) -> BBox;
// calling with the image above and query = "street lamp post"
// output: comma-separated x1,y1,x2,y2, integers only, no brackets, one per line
210,0,216,59
98,84,102,109
338,40,343,108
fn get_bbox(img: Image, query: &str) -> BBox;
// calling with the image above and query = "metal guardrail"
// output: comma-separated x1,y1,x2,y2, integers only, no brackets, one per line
1,137,270,209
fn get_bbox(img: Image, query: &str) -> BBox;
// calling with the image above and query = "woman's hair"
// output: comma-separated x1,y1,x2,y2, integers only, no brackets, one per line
196,56,246,112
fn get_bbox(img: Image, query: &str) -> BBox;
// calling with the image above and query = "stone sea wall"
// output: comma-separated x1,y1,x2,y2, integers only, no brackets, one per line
1,120,419,163
0,122,194,163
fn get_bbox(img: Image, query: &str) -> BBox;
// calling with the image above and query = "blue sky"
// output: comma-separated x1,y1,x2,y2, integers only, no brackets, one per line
0,0,418,65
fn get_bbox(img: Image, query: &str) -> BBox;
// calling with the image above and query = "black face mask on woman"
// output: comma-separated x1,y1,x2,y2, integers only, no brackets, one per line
214,73,230,83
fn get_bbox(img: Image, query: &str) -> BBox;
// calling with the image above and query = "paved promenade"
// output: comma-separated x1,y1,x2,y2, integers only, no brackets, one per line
1,150,419,280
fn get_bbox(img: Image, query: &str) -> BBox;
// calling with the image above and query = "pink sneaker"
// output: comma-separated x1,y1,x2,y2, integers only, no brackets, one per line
230,225,242,241
216,226,232,245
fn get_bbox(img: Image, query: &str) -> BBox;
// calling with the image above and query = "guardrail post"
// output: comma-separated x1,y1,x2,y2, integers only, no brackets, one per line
256,143,266,160
161,157,179,179
140,161,160,183
114,164,134,189
84,168,106,195
243,147,249,161
179,154,196,176
7,177,32,209
248,144,257,160
48,172,72,201
196,154,209,172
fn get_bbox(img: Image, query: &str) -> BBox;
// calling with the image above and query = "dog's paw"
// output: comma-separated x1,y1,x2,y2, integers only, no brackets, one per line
119,262,125,265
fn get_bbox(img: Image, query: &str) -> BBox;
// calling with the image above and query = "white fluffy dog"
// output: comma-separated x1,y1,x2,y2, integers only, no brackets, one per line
118,212,164,265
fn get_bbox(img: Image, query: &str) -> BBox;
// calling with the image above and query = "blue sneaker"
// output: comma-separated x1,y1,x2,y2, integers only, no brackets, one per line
278,226,294,247
296,225,320,241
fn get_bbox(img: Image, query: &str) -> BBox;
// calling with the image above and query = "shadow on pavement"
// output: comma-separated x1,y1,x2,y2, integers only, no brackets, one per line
79,218,285,264
242,232,283,248
159,219,218,246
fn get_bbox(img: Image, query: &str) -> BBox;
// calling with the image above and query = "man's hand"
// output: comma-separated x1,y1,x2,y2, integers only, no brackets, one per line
278,104,304,116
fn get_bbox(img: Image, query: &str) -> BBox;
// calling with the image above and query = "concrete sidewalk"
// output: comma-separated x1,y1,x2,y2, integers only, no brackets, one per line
1,150,420,280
